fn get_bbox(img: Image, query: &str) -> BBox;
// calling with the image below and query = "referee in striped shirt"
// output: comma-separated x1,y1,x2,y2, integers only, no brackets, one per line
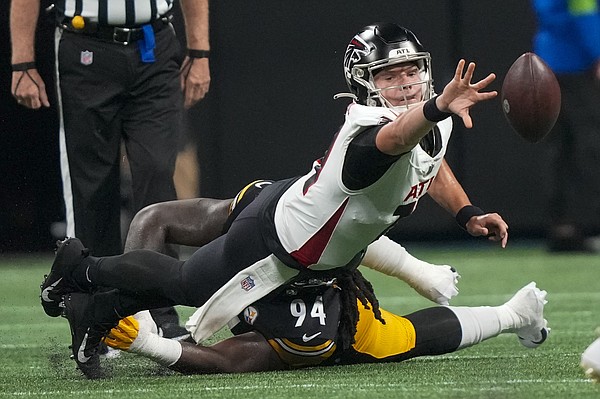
10,0,210,338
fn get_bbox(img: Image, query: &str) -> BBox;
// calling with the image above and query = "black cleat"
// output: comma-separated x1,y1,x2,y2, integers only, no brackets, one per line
41,238,89,317
63,292,108,379
159,323,191,341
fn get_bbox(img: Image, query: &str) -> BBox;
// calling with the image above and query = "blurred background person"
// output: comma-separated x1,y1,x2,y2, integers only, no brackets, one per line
532,0,600,252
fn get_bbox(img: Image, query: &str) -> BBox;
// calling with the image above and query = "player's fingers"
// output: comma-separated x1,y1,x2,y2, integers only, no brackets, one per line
179,58,192,91
467,223,488,237
487,231,508,247
454,59,466,80
18,94,36,109
501,231,509,247
473,73,497,90
122,315,136,328
103,334,132,350
478,91,498,101
184,90,195,109
180,73,187,92
460,111,473,129
108,327,126,341
29,96,41,110
184,84,208,109
13,71,50,109
121,315,140,334
191,84,206,102
462,62,476,83
39,87,50,108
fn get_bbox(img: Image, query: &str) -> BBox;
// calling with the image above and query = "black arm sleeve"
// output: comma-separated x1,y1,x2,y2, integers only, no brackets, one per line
342,125,404,190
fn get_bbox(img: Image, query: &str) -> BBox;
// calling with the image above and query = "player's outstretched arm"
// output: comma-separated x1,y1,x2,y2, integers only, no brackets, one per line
375,60,496,156
175,332,287,374
104,312,286,374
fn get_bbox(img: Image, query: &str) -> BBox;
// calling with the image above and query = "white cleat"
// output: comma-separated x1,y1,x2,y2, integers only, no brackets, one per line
505,281,549,348
581,335,600,383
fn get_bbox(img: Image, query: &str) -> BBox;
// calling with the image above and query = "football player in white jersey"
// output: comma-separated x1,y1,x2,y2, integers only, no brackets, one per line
41,23,511,378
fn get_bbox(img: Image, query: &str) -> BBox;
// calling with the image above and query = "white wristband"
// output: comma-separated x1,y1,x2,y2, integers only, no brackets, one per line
130,329,183,366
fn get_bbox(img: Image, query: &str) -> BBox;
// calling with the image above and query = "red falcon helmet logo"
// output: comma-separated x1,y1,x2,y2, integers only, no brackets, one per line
344,35,373,78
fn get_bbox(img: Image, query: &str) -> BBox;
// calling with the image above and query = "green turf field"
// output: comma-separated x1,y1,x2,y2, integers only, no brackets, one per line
1,243,599,398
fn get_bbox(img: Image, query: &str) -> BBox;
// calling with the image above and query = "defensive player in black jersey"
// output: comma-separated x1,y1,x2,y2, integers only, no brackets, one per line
80,180,547,376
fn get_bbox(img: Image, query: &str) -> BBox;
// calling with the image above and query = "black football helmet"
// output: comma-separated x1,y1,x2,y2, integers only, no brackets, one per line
342,23,434,108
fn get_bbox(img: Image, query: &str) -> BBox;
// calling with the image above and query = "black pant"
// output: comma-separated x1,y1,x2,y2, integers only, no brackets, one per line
88,182,278,319
56,25,182,256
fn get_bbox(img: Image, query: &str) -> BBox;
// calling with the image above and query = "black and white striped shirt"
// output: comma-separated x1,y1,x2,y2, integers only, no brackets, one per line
55,0,174,26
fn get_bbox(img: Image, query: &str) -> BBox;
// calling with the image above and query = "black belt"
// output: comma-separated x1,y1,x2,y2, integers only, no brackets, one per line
60,15,172,45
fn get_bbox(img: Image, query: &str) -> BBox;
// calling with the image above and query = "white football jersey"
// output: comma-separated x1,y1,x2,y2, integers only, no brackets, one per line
274,103,452,270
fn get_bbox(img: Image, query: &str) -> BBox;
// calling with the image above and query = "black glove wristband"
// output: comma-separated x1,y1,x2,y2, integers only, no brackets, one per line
12,62,36,72
423,95,453,122
187,49,210,59
456,205,485,230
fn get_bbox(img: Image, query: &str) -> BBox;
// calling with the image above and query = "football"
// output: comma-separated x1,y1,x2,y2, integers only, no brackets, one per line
500,52,561,143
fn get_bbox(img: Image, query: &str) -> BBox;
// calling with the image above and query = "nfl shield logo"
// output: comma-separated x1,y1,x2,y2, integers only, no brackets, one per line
80,50,93,66
240,276,255,291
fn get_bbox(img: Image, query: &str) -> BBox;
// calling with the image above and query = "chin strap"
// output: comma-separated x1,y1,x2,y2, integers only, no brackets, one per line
333,92,358,101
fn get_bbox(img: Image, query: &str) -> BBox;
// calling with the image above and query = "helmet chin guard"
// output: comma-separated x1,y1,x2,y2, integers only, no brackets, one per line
342,23,434,108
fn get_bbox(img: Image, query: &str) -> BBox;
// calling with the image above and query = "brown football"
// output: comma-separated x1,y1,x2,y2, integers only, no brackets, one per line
501,52,561,143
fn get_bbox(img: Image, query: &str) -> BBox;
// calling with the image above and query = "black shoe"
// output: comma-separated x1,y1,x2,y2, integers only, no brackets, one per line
63,292,107,379
150,307,190,341
159,323,191,341
41,238,89,317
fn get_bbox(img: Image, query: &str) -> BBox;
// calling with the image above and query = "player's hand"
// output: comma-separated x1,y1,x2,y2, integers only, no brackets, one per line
466,212,509,248
436,59,497,129
11,69,50,109
180,56,211,109
103,315,140,351
103,310,159,352
406,264,461,305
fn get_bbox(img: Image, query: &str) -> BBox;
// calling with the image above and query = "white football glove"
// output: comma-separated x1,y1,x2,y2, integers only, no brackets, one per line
404,263,460,306
362,236,460,305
